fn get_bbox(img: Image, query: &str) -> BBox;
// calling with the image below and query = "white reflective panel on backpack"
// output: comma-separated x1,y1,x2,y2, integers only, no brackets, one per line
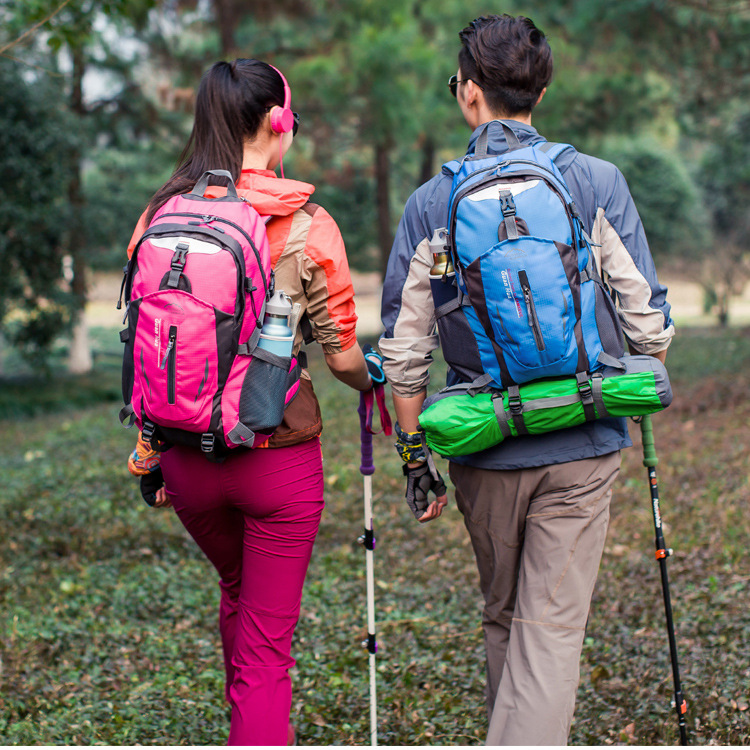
149,237,223,255
466,179,541,203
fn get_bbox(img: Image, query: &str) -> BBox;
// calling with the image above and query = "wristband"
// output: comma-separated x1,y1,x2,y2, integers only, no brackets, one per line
394,421,426,464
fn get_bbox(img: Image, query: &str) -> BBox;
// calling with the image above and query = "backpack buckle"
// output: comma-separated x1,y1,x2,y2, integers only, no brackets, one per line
171,243,189,271
499,191,517,217
575,372,596,421
506,385,528,435
167,243,190,289
142,420,155,441
499,191,520,240
507,384,523,415
200,433,215,453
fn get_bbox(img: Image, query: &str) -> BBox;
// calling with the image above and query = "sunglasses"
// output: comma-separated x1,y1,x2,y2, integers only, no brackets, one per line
447,74,481,98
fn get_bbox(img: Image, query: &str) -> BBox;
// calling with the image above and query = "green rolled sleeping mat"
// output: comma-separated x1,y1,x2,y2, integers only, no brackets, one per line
419,355,672,457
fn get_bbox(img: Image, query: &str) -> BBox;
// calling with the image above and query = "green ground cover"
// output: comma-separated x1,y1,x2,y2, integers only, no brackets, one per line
1,328,749,745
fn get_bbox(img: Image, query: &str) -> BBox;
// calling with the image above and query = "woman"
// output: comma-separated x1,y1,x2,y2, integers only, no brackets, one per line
126,59,375,745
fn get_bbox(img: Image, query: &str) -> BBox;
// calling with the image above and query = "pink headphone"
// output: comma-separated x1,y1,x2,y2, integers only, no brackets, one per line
269,65,293,178
269,65,294,134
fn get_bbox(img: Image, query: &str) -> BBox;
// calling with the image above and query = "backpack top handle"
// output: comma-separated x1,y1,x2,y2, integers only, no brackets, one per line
474,120,523,159
189,169,240,200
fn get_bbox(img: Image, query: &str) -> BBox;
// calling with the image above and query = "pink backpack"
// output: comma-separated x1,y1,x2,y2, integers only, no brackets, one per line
119,170,302,459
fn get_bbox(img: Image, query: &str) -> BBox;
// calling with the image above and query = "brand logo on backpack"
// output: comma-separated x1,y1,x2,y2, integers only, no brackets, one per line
153,318,161,360
500,270,523,318
118,169,302,459
442,121,624,390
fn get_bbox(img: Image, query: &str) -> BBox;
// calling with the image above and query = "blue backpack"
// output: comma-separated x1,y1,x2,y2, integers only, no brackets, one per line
444,122,624,396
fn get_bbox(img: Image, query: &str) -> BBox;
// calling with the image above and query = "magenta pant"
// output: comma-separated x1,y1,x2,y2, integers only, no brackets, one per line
161,437,324,746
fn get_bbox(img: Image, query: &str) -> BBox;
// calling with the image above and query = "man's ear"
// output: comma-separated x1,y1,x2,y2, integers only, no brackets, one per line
535,87,547,107
464,79,483,108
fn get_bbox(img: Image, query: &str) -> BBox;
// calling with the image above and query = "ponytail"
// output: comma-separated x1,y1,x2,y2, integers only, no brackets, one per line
146,59,287,223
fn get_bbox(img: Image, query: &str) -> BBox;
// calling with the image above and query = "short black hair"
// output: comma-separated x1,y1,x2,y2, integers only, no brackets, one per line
458,15,553,116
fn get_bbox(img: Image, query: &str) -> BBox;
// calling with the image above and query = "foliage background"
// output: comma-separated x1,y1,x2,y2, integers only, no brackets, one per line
1,0,749,342
1,0,749,746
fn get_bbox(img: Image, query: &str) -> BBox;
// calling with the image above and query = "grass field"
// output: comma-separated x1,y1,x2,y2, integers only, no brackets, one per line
1,327,749,745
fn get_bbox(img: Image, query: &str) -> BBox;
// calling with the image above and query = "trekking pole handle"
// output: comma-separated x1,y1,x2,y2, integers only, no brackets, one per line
639,414,659,468
359,392,375,476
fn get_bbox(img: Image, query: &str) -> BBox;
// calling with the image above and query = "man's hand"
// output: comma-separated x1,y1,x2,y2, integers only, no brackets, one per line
403,463,448,522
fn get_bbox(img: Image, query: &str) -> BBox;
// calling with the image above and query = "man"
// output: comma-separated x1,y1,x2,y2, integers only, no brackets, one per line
379,14,674,746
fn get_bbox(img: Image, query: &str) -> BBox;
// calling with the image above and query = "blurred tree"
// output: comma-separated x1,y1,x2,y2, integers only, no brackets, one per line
697,106,750,326
281,0,466,275
526,0,750,324
2,0,157,370
547,0,750,135
0,60,78,366
598,138,709,262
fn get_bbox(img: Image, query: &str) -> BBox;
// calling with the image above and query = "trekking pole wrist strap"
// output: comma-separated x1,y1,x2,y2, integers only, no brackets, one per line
360,384,393,437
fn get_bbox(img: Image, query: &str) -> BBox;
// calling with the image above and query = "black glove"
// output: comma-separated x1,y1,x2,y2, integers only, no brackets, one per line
362,343,386,385
403,463,447,519
140,466,164,507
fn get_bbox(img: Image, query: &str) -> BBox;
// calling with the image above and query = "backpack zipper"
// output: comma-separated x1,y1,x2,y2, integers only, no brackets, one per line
451,162,500,197
491,162,588,252
450,157,565,212
155,211,267,293
126,223,246,322
518,270,546,351
449,170,575,262
160,326,177,404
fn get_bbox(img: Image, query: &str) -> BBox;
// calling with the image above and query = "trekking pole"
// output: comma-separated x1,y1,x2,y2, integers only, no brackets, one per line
637,414,689,746
357,385,392,747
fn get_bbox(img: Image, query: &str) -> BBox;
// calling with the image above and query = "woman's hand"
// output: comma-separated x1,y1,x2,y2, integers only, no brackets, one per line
152,487,172,508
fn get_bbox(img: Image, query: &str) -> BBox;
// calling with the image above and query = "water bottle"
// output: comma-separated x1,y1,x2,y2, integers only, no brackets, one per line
257,290,298,358
428,227,457,310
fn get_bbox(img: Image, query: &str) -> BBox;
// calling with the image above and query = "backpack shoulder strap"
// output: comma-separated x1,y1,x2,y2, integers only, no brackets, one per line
539,141,576,164
442,159,462,176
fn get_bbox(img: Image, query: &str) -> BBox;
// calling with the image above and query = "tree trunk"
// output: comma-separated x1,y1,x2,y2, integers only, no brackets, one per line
375,140,393,279
68,314,93,374
419,136,436,186
213,0,240,57
718,290,730,328
67,45,92,374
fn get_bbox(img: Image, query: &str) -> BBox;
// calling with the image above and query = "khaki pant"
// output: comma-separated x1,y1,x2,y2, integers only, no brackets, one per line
449,452,621,746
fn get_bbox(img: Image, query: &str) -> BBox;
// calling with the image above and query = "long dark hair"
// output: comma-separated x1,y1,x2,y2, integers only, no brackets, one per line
146,59,286,223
